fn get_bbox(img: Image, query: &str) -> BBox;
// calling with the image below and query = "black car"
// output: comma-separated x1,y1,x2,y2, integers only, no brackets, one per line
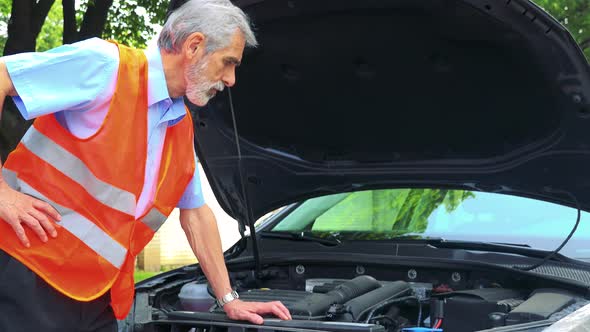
121,0,590,331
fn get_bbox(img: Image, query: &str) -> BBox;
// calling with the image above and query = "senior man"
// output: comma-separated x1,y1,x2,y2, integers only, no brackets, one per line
0,0,291,331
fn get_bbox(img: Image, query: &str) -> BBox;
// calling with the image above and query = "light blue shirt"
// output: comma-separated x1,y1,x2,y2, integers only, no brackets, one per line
3,38,205,217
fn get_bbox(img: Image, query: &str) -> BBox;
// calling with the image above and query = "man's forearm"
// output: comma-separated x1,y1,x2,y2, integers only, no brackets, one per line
180,205,233,299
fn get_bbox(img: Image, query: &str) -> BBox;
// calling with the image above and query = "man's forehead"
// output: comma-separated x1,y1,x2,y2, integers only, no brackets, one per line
210,30,245,63
226,30,246,60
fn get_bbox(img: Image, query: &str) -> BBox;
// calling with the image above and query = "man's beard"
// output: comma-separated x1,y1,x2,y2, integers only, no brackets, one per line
185,56,225,106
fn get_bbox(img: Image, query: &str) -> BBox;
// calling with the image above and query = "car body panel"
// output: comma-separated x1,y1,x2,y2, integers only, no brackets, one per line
190,0,590,223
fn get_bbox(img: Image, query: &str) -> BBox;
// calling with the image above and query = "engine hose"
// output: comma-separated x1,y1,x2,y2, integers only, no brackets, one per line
417,299,422,327
362,296,421,325
368,315,396,325
358,296,414,322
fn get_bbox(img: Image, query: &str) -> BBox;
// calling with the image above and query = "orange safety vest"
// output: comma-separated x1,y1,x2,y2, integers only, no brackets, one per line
0,41,195,319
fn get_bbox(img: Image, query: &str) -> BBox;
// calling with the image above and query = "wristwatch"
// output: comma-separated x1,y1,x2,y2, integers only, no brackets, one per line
216,290,239,307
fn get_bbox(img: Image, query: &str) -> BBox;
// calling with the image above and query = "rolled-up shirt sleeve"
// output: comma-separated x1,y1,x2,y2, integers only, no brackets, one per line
3,37,118,120
177,148,206,209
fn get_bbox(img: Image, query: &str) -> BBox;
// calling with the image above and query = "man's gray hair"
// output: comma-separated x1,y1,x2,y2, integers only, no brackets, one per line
158,0,258,53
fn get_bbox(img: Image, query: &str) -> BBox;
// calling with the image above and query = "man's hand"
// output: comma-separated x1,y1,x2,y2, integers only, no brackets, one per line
0,181,61,247
223,299,292,325
180,207,291,325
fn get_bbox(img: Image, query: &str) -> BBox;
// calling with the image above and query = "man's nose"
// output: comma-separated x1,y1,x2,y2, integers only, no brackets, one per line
222,69,236,88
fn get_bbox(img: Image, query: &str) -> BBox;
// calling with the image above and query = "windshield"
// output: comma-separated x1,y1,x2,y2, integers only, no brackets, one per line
268,189,590,260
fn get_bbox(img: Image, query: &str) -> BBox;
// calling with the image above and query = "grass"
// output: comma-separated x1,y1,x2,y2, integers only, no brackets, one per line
134,264,191,283
135,270,159,282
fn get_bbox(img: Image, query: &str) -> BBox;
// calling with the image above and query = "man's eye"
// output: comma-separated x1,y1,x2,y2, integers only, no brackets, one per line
223,59,239,67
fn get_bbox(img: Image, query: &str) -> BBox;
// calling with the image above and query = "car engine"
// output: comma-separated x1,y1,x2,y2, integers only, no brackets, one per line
164,274,588,332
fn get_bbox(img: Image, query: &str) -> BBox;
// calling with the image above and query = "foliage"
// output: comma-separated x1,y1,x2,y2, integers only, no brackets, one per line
0,0,169,53
0,0,10,52
311,189,475,235
101,0,169,48
0,0,587,58
534,0,590,60
36,1,63,52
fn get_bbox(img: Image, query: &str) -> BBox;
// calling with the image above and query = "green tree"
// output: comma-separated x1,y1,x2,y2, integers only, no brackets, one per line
0,0,9,52
102,0,169,48
0,0,587,57
36,1,63,52
312,189,475,235
387,189,475,233
0,0,171,53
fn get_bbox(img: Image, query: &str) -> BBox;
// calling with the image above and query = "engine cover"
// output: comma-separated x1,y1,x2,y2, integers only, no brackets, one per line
209,276,412,321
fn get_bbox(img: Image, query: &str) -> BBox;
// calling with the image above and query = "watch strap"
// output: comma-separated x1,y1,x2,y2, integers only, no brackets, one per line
217,290,239,307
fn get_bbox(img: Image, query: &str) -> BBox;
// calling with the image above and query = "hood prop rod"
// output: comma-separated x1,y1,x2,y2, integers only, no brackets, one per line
516,187,581,271
228,87,263,280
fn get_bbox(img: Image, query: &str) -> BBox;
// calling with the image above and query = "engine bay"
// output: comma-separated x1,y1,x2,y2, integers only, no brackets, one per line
138,263,590,332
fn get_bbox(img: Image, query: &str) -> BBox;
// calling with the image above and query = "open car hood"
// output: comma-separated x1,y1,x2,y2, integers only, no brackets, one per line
189,0,590,223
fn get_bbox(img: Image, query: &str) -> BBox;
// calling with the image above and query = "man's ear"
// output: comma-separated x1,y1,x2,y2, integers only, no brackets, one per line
183,32,206,60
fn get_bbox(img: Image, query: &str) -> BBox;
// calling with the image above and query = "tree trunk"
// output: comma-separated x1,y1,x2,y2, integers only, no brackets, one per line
4,0,55,55
31,0,56,38
78,0,114,41
3,0,35,56
62,0,78,44
1,0,56,161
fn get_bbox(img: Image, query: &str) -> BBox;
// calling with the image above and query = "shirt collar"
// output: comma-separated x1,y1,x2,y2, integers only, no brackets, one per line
144,45,186,124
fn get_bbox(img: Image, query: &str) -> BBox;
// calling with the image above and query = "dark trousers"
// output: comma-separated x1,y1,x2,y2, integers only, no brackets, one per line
0,249,117,332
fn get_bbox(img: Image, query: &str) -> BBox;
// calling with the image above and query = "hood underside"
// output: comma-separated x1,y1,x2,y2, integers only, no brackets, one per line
189,0,590,222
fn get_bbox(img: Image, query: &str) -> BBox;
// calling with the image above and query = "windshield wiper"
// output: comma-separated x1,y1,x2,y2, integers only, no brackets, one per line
387,237,569,263
373,233,532,248
258,231,342,246
491,242,531,248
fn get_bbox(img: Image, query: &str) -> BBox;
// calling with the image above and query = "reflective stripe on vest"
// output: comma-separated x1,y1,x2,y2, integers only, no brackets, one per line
2,169,127,269
21,127,136,216
140,208,167,232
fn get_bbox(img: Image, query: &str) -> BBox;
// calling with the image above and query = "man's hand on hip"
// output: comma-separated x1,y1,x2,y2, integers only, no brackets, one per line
223,299,292,325
0,181,61,247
